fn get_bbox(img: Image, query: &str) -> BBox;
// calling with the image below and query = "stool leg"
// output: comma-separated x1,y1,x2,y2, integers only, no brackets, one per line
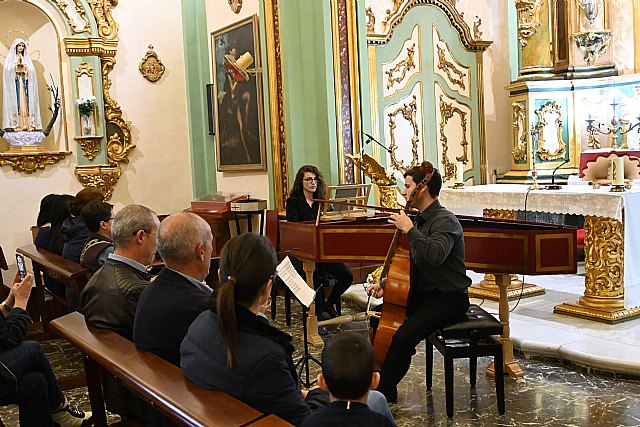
470,356,477,387
425,339,434,390
445,354,454,418
494,344,506,415
285,290,292,326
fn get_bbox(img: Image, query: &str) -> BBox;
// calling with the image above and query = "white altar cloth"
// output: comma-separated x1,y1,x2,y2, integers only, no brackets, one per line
439,184,640,308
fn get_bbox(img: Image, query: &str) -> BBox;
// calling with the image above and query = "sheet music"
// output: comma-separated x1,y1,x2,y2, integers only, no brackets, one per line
276,256,315,308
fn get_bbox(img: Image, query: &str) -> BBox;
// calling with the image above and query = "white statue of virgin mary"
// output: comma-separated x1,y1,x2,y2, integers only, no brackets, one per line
2,38,42,131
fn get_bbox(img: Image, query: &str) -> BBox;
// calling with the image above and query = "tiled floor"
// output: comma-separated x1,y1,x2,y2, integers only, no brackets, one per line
2,267,640,426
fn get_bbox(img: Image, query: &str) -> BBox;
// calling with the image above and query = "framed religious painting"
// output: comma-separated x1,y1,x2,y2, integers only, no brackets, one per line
211,15,266,171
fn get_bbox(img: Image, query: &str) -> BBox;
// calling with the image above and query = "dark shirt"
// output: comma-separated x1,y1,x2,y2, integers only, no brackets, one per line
61,216,90,264
407,199,470,294
286,193,318,222
0,308,31,350
134,268,211,366
299,401,394,427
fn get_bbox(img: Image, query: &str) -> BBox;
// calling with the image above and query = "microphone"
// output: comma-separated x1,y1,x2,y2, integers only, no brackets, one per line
545,158,570,190
360,130,392,154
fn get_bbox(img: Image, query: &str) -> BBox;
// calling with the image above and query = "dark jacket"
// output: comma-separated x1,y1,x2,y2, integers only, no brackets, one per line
0,308,30,350
134,268,211,366
286,193,318,222
80,232,114,274
61,216,90,264
181,303,326,425
299,401,395,427
408,200,471,294
80,257,150,340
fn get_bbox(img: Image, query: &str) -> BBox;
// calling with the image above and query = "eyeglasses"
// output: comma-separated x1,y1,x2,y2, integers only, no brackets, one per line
269,272,278,282
303,177,319,183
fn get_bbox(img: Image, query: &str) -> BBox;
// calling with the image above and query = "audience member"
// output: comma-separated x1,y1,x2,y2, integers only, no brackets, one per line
80,204,159,420
34,194,73,296
61,187,105,311
134,212,213,365
0,272,92,426
181,233,328,425
79,201,115,273
300,333,395,427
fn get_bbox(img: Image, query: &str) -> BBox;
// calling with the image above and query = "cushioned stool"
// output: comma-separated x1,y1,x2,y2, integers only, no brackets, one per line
426,304,505,418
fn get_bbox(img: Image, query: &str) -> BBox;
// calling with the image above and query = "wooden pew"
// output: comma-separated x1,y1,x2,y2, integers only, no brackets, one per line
16,244,92,340
49,312,293,427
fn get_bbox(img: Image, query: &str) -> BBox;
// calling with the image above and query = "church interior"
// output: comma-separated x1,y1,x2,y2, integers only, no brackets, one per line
1,0,640,425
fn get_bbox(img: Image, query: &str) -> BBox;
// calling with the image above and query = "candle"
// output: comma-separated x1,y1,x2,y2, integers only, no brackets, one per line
611,157,624,185
456,161,465,184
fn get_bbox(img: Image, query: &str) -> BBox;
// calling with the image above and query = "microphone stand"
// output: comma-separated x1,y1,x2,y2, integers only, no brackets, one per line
361,130,392,154
293,284,325,388
545,158,570,190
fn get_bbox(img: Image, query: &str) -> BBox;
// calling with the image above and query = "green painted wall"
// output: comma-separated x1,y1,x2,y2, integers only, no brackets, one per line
181,0,216,198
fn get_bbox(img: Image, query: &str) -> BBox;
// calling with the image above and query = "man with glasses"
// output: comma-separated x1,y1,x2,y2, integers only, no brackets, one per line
80,204,159,421
79,200,115,273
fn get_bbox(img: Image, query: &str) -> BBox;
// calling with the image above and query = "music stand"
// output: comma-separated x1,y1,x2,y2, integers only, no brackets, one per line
292,285,325,388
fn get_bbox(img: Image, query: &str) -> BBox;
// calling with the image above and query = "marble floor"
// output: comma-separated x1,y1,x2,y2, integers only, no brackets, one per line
2,266,640,426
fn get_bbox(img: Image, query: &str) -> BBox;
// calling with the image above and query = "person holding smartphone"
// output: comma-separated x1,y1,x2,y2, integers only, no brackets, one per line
0,271,93,426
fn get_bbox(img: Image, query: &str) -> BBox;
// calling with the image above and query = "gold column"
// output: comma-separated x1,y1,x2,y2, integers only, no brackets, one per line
264,0,289,211
554,216,640,323
468,209,546,300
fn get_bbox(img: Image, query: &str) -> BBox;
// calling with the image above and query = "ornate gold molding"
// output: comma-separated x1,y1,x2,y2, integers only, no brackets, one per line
385,43,415,89
0,152,71,174
515,0,544,47
64,37,118,56
512,102,527,161
52,0,90,34
347,153,398,209
573,31,612,66
439,95,469,180
101,56,134,166
482,208,517,220
139,44,165,83
388,95,419,173
227,0,242,13
74,164,121,200
436,45,465,90
264,0,289,211
534,101,566,161
381,0,405,30
365,7,375,33
88,0,119,41
74,136,102,160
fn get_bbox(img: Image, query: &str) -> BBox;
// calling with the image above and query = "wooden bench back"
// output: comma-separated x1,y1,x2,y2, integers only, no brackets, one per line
49,312,292,427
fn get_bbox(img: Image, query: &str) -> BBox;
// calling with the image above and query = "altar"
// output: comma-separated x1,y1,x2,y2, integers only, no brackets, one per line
439,184,640,323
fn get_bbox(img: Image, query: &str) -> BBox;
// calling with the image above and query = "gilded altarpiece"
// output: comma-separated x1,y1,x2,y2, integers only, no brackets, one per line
365,0,490,187
0,0,134,199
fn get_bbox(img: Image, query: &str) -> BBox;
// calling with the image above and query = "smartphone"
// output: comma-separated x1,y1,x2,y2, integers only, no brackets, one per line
16,254,27,281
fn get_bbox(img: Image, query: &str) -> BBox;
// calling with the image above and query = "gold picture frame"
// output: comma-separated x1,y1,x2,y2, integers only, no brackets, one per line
211,15,266,171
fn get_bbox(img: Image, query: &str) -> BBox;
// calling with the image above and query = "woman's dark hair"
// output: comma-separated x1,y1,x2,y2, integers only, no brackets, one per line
36,194,58,227
48,195,73,254
403,161,441,198
289,165,327,200
217,233,277,368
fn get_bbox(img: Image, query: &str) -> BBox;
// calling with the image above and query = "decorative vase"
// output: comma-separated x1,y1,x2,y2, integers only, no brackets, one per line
81,114,94,136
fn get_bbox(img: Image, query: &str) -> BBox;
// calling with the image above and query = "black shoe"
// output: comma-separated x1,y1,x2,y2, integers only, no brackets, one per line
325,305,340,319
317,311,332,321
318,325,330,336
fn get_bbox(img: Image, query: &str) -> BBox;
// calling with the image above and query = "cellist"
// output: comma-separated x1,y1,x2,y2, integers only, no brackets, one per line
367,162,471,403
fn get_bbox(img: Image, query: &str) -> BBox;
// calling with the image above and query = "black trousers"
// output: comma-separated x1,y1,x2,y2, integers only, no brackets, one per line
289,256,353,313
376,290,470,400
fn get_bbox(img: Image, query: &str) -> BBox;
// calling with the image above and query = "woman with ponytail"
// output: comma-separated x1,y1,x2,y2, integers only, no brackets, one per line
180,233,328,425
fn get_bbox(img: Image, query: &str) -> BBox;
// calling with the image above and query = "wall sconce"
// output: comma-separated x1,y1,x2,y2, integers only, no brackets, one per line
585,100,640,150
224,52,262,83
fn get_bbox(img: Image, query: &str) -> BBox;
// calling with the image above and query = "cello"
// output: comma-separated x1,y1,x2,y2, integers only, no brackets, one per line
372,161,434,368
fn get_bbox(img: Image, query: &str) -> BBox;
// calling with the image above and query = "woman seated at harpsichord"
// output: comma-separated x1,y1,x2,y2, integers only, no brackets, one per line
285,165,353,324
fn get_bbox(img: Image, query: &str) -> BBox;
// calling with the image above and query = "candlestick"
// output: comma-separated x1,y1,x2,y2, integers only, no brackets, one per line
611,157,625,191
456,161,465,184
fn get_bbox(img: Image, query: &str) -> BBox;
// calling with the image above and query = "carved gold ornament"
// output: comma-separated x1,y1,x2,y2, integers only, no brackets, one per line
382,0,405,30
436,45,465,90
482,208,517,220
75,165,121,200
533,101,566,161
139,45,165,82
573,31,612,66
347,153,398,209
512,102,527,161
439,95,469,180
583,215,624,300
365,7,376,33
88,0,118,40
385,43,415,89
0,152,71,174
101,56,134,166
75,136,102,160
515,0,544,47
228,0,243,13
388,95,419,173
53,0,90,34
